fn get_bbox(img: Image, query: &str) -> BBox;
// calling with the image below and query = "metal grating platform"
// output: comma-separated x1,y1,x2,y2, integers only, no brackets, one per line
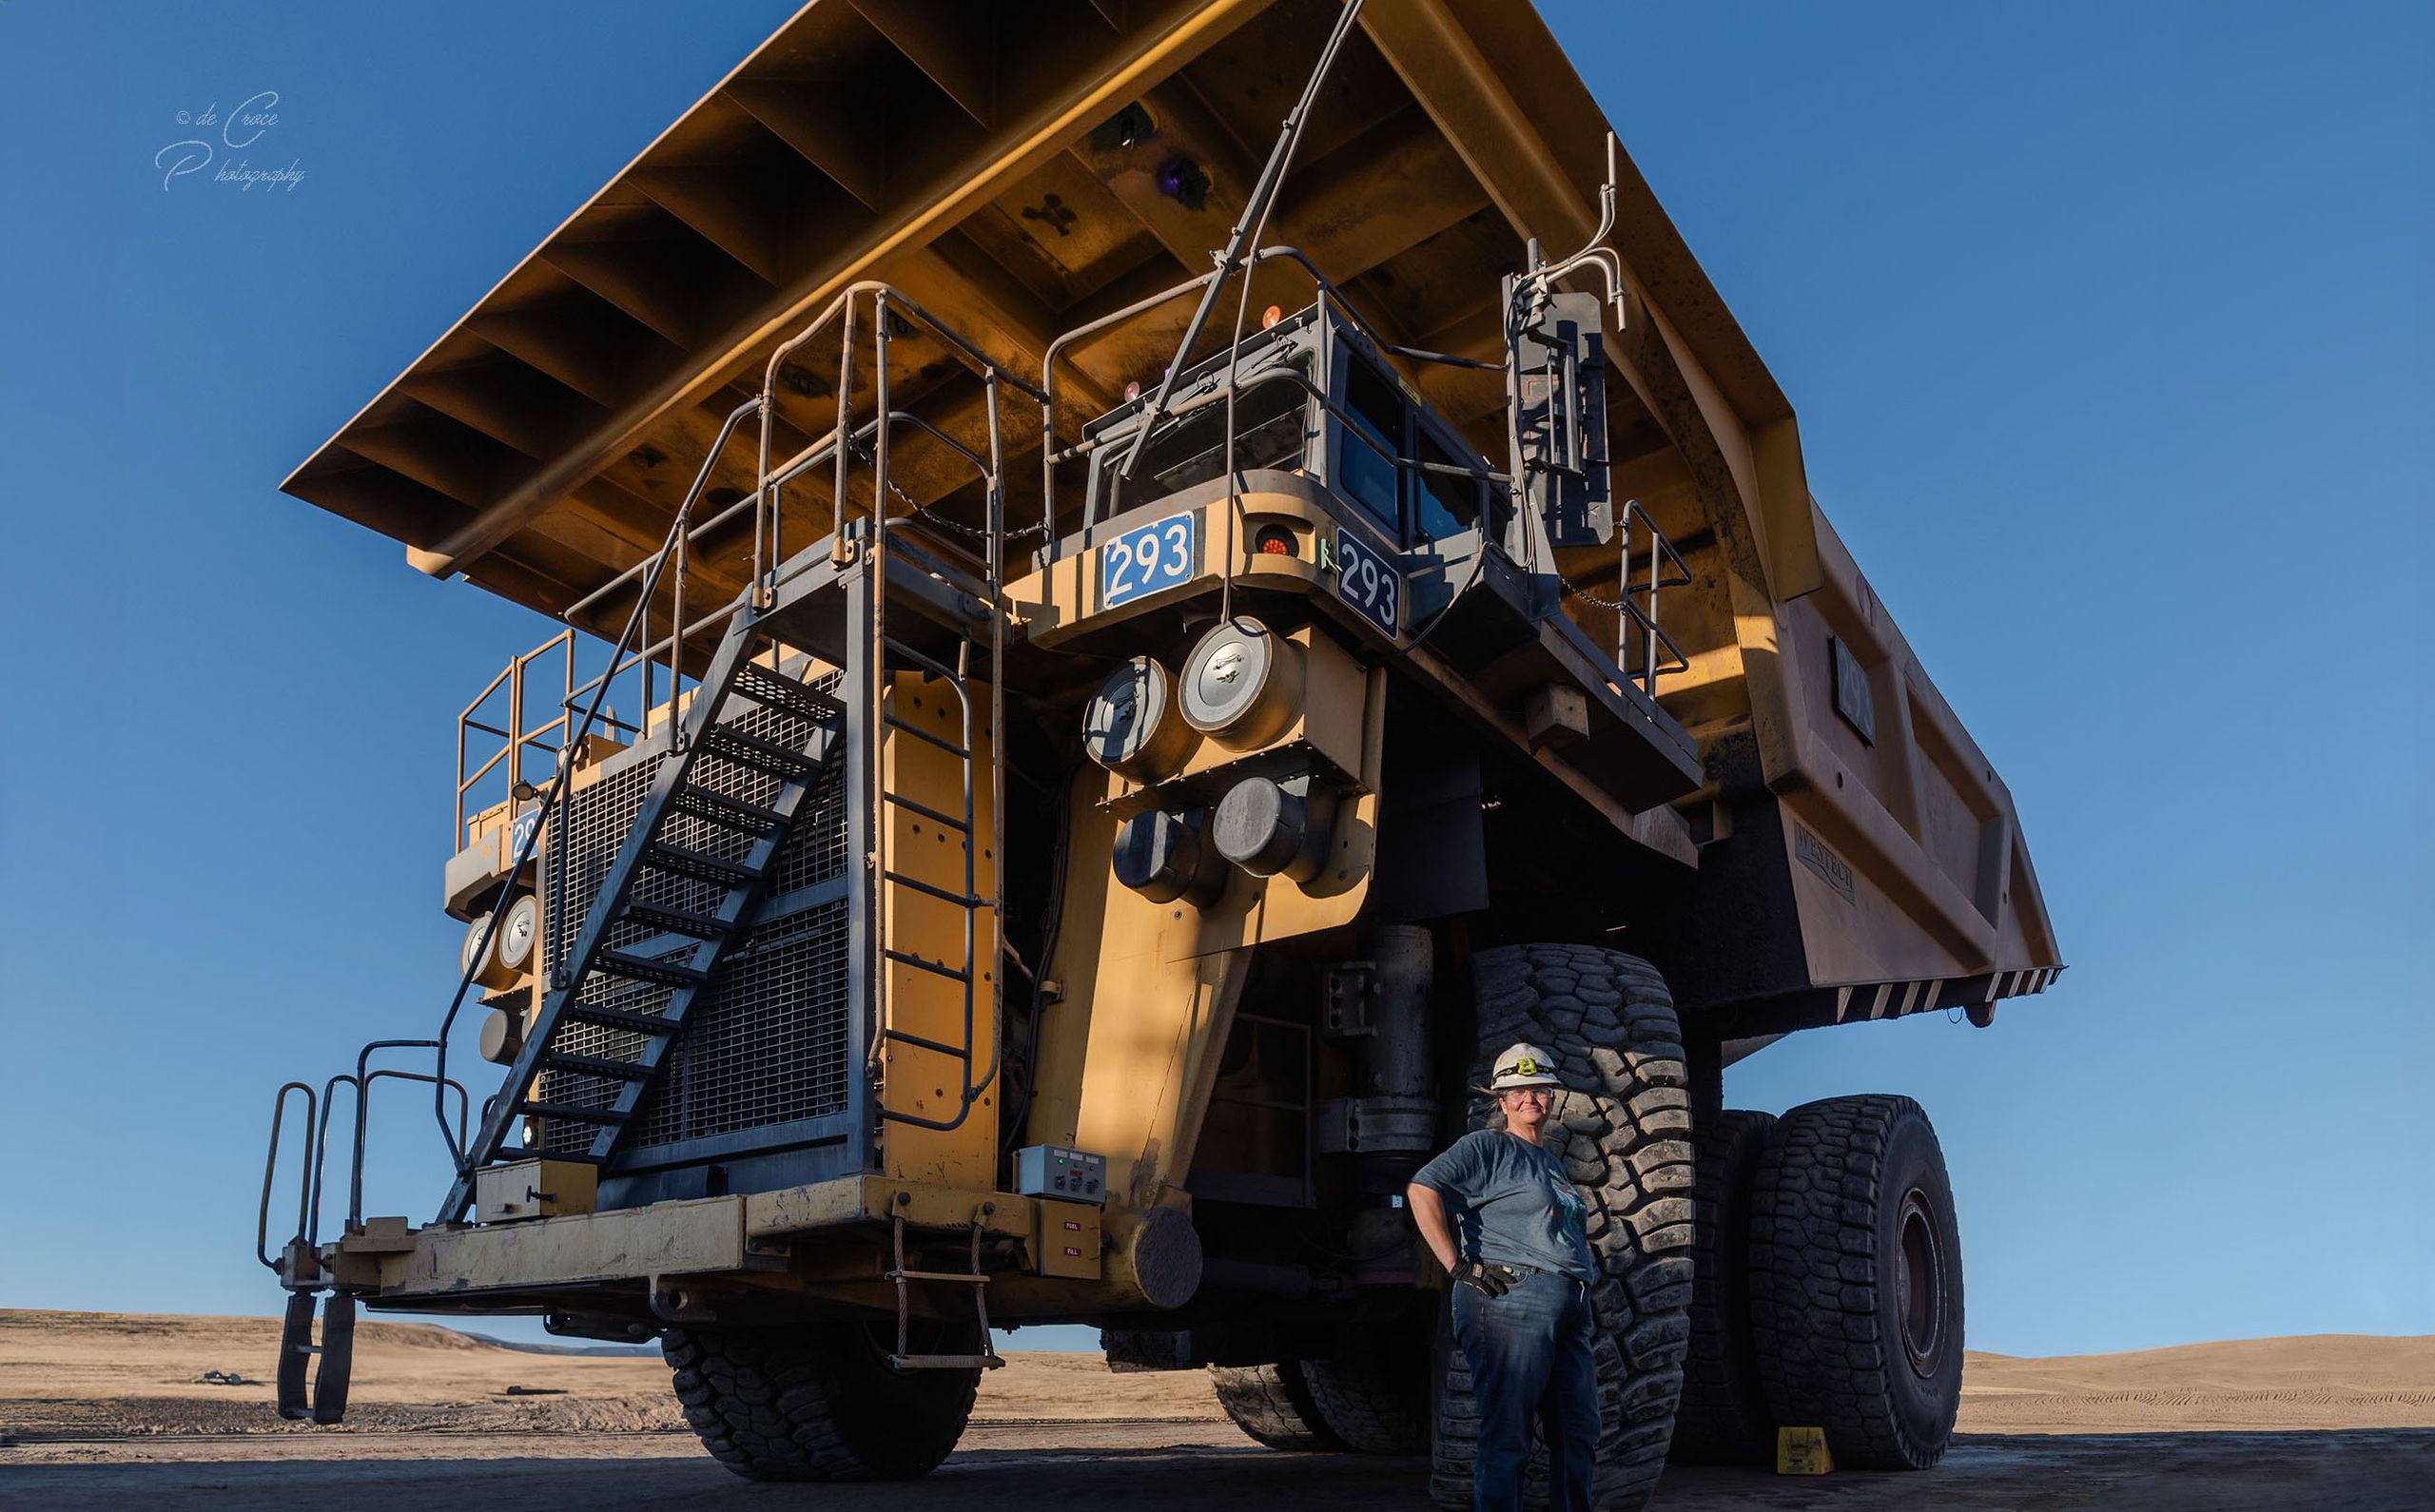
536,670,851,1154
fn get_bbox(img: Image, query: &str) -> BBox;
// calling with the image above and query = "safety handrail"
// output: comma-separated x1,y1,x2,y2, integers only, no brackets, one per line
1036,243,1498,551
257,1081,318,1270
861,287,1006,1134
430,394,764,1179
1609,500,1693,698
455,630,573,850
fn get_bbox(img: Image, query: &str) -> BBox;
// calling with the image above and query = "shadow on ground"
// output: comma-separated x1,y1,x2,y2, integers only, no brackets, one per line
4,1429,2430,1509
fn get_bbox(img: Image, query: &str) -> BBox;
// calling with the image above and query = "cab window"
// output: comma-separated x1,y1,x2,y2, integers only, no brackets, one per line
1337,355,1405,534
1413,428,1479,540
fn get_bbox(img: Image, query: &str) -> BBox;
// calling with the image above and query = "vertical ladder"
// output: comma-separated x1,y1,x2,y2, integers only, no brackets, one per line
439,608,842,1223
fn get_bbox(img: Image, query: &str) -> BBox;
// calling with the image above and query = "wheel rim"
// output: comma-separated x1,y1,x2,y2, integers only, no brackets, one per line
1894,1188,1947,1377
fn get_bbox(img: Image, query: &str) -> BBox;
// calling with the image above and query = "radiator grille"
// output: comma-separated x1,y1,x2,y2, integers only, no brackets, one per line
536,670,853,1153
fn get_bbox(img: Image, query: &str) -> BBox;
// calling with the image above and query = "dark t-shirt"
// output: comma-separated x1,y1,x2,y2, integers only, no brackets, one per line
1413,1128,1595,1281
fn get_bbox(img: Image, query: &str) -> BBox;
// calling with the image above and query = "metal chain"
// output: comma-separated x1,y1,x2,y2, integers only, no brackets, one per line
1558,575,1632,612
848,436,1048,543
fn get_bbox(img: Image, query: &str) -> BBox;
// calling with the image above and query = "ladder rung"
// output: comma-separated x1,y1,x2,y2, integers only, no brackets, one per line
622,901,737,940
884,949,971,985
883,712,970,759
595,950,709,988
540,1051,653,1081
670,786,788,831
888,1269,990,1284
881,869,984,908
642,843,759,886
732,664,845,723
560,1003,683,1036
698,725,819,779
890,1353,1005,1371
516,1100,634,1124
882,789,970,833
886,1027,969,1056
881,632,968,684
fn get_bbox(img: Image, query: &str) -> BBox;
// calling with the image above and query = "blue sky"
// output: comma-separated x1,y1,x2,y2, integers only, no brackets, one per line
0,1,2425,1360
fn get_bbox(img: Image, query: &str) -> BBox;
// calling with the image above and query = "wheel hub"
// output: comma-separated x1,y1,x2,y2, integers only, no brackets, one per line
1894,1187,1947,1377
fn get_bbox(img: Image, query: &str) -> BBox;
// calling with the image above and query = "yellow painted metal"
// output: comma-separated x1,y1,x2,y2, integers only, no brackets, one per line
745,1174,1031,1241
1031,1199,1103,1280
1026,764,1251,1219
475,1158,598,1224
876,670,1002,1190
1006,481,1395,649
1102,621,1375,817
380,1195,748,1297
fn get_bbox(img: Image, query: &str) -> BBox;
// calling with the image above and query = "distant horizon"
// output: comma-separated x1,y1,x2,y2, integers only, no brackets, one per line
8,1306,2428,1363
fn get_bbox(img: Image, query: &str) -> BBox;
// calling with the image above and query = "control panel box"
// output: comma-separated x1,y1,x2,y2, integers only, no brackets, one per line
1015,1144,1106,1204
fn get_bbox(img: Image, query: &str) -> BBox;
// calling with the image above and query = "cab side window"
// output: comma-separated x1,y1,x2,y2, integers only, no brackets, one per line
1338,355,1405,535
1414,428,1479,541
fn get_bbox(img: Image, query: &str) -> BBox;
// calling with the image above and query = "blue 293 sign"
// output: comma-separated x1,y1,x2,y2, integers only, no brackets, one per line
1334,528,1401,636
1101,511,1196,609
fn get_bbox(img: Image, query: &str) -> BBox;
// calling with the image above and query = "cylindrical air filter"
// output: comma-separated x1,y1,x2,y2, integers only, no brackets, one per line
1179,617,1305,751
1082,655,1198,782
461,900,528,991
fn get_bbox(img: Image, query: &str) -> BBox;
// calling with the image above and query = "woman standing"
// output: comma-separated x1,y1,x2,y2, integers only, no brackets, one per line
1408,1041,1598,1512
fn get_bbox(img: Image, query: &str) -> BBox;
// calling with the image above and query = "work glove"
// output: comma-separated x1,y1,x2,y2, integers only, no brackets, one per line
1451,1260,1512,1298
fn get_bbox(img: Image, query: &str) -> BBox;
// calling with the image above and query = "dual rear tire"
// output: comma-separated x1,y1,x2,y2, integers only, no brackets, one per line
1669,1092,1966,1471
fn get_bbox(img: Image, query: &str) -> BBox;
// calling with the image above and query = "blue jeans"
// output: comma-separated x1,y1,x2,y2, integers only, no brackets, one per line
1451,1268,1599,1512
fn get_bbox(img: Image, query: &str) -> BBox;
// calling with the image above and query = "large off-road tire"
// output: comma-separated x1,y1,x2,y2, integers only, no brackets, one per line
1668,1108,1777,1464
1429,943,1697,1510
1747,1095,1963,1471
1210,1362,1346,1451
1303,1333,1431,1453
663,1322,980,1481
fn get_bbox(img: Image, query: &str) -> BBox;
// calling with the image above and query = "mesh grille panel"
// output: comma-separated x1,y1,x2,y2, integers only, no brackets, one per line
536,669,852,1153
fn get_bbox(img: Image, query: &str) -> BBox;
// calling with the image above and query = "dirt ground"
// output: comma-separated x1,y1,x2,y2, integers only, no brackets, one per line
3,1311,2430,1508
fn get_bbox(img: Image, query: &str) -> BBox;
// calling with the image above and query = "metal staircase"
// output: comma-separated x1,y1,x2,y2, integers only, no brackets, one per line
438,613,843,1222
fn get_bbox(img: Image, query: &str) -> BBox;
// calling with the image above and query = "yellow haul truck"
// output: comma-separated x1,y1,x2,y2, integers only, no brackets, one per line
255,1,2060,1502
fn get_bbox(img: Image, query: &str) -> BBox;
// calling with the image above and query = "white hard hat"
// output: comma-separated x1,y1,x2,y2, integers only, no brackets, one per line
1487,1041,1563,1091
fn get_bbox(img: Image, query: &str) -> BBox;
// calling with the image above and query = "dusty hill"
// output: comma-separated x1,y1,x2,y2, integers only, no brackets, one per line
0,1309,1220,1439
1961,1334,2435,1432
2,1310,2428,1441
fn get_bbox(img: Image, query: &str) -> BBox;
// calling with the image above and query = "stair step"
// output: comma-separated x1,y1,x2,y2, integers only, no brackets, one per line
540,1051,653,1081
622,901,738,940
641,843,759,886
890,1352,1007,1371
732,663,845,724
594,950,710,988
559,1002,684,1036
697,725,820,780
486,1148,609,1166
670,786,787,832
516,1100,635,1124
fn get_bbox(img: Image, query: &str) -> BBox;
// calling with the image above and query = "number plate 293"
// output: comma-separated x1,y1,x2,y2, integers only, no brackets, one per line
1334,528,1401,636
1101,512,1196,609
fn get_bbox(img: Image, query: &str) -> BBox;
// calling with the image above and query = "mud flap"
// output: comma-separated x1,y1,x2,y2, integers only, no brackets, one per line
275,1291,316,1421
313,1294,356,1425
